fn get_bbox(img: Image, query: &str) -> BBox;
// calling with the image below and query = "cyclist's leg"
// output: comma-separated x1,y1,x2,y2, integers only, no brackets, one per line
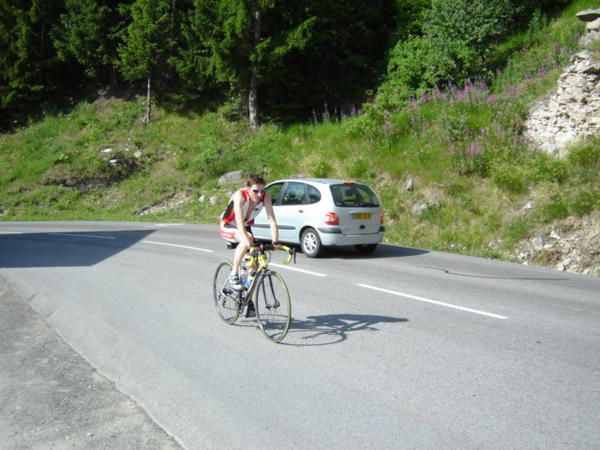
232,226,253,275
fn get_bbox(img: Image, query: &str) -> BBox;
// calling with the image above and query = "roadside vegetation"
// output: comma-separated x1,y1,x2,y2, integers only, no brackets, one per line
1,0,598,266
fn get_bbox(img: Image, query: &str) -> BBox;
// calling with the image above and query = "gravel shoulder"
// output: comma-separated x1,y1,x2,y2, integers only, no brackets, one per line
0,277,182,450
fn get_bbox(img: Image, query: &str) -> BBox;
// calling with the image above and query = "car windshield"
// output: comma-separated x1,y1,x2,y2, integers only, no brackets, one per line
330,184,380,207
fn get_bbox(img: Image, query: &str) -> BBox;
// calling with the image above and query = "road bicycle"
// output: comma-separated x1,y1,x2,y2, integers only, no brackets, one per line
213,243,295,343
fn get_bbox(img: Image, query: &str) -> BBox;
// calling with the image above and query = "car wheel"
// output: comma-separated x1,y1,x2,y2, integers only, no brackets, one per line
301,228,323,258
355,244,377,255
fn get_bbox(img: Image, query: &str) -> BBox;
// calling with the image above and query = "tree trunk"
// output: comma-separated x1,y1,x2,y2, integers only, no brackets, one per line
40,0,47,58
249,72,258,129
248,6,260,129
109,64,117,88
144,76,152,123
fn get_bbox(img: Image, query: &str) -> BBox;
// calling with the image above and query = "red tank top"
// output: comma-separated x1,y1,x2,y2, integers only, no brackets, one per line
221,188,264,226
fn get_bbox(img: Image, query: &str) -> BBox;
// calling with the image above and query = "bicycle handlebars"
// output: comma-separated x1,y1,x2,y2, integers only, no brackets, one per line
248,242,296,265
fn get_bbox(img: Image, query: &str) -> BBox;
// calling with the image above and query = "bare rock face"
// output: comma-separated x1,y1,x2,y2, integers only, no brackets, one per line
136,191,192,216
218,170,242,186
577,9,600,47
517,211,600,277
525,10,600,157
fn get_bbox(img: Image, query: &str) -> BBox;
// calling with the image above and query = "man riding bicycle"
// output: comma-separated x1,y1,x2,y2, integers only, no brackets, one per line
218,173,280,292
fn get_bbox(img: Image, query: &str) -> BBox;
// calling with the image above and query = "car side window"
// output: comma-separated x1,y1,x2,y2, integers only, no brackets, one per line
266,183,284,205
281,182,306,205
307,185,321,204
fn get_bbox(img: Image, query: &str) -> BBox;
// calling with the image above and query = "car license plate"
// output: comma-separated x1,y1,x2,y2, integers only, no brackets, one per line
353,213,372,220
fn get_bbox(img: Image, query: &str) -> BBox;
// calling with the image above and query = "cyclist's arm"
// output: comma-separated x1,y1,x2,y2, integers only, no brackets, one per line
233,191,253,247
263,193,279,244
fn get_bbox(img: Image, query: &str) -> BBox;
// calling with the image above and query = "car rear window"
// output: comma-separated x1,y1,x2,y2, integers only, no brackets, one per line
330,184,380,207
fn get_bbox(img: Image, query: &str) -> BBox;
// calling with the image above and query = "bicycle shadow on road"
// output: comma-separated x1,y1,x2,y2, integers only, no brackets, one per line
281,313,408,346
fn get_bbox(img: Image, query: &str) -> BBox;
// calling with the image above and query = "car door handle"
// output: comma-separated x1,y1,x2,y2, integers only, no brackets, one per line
298,209,304,213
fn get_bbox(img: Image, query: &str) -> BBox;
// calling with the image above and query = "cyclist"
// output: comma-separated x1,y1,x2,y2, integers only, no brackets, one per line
218,174,280,292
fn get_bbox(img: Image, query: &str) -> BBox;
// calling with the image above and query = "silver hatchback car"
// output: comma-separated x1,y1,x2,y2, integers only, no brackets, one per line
251,178,384,257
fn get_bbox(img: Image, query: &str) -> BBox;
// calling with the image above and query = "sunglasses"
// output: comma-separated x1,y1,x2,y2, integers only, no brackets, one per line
251,188,265,194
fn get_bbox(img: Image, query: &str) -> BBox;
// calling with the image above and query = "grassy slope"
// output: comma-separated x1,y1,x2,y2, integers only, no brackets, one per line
1,0,598,264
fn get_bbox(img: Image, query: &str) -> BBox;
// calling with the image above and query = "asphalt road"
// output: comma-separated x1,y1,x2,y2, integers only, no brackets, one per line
1,221,599,449
0,277,181,449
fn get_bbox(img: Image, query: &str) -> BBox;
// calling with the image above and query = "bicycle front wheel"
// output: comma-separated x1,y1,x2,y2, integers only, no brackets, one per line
254,271,292,343
213,261,240,324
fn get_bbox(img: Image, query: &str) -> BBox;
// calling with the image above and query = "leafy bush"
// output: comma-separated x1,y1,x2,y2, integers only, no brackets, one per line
376,37,431,110
439,112,470,143
523,10,550,48
533,157,568,183
377,0,515,110
492,164,526,193
242,124,287,174
347,104,385,143
568,188,597,216
347,158,370,179
424,0,514,53
312,161,332,178
541,194,569,221
183,135,226,176
451,139,488,176
567,137,600,169
505,216,530,246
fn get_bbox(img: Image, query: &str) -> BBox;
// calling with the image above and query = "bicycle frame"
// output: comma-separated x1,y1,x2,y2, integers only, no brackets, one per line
240,244,293,304
214,242,294,342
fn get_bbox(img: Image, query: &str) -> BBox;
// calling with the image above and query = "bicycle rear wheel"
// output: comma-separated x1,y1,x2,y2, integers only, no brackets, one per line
213,261,240,324
254,271,292,343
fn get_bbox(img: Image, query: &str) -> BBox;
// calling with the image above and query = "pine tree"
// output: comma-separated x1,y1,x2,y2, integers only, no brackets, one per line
256,0,397,120
54,0,128,85
117,0,174,122
0,0,64,126
169,0,212,104
189,0,319,127
197,0,266,127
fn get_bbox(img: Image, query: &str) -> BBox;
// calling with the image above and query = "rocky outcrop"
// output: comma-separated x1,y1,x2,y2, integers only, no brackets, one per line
135,191,192,216
517,211,600,277
525,9,600,157
217,170,242,186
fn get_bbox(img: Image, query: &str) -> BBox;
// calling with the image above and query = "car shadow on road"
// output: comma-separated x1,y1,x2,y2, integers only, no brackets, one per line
281,313,409,346
318,244,428,260
0,230,156,268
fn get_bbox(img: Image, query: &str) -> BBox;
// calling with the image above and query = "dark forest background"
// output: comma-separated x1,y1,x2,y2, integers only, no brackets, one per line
0,0,568,129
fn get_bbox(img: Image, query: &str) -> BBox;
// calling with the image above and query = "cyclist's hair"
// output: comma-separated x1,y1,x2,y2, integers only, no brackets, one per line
246,173,265,186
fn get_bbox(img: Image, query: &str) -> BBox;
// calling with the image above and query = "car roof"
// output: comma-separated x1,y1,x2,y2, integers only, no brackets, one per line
271,178,351,186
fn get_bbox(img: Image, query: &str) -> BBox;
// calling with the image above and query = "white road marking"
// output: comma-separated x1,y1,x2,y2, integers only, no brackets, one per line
142,240,214,253
356,283,508,320
0,231,23,234
270,263,327,277
146,223,183,228
53,233,116,240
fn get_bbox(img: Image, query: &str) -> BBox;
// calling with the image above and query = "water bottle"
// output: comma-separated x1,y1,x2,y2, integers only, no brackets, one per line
245,271,256,289
239,264,248,287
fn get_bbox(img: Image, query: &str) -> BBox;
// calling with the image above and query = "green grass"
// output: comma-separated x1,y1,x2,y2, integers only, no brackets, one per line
1,0,599,265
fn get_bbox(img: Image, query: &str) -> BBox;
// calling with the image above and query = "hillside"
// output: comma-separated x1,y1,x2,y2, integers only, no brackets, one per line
1,0,598,275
